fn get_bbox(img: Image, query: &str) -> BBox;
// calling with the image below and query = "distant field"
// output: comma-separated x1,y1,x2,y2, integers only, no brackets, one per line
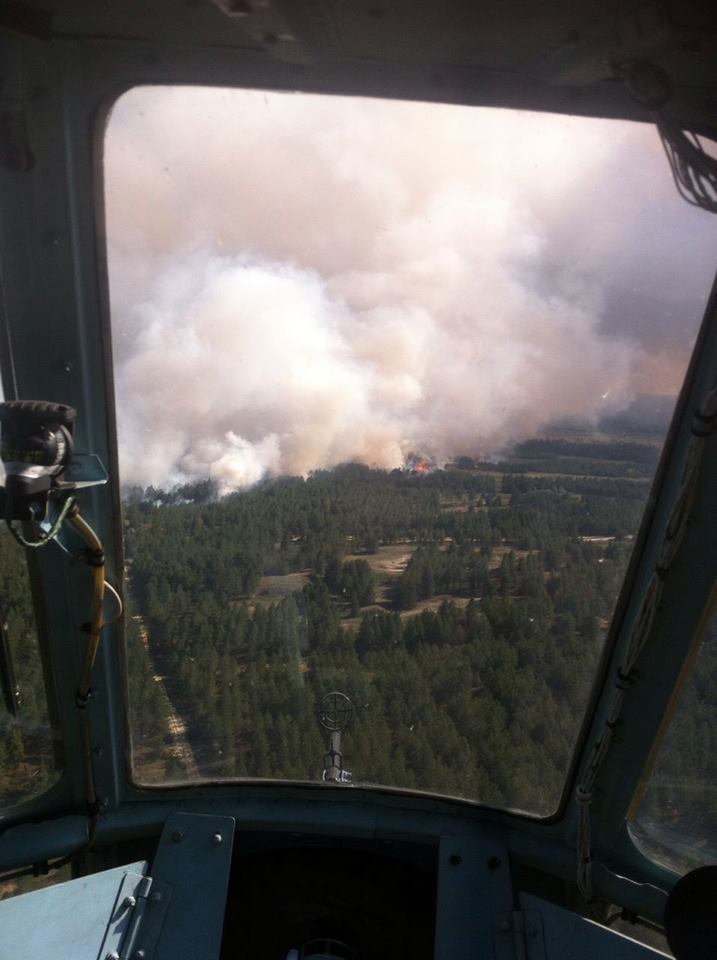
488,545,531,570
256,541,538,615
255,544,419,608
345,542,416,605
255,571,311,603
340,594,473,630
348,542,416,573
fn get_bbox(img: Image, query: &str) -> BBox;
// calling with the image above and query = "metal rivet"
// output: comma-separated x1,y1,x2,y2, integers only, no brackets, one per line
171,830,184,843
211,832,223,846
106,954,120,960
123,895,137,909
134,951,146,959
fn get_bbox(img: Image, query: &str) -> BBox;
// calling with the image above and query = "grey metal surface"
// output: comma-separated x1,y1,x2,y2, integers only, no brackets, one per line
519,893,667,959
0,860,147,960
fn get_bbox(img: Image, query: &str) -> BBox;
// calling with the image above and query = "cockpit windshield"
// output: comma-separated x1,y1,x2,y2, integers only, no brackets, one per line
105,86,717,814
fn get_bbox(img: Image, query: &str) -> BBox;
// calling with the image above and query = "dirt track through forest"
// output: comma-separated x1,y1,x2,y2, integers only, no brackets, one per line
135,615,200,779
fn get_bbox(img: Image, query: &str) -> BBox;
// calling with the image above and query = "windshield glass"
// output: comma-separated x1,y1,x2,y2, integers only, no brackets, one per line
631,604,717,873
0,396,63,812
106,86,717,814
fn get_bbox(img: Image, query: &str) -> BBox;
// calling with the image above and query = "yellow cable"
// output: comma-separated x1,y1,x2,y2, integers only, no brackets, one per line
67,509,105,702
66,507,106,840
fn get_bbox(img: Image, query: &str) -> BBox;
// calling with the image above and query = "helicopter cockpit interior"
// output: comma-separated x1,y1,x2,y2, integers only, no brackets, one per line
0,2,716,959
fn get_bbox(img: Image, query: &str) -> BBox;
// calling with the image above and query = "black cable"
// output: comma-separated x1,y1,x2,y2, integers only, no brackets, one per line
656,115,717,214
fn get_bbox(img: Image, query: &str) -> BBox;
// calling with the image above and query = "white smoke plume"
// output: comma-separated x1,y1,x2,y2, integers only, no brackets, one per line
105,88,714,493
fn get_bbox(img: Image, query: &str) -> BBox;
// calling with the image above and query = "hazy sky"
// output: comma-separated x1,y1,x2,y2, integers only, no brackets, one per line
105,87,717,491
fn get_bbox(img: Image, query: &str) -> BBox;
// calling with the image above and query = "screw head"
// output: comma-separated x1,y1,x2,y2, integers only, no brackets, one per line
171,830,184,843
106,953,120,960
134,951,146,959
448,852,462,866
123,895,137,909
211,832,223,846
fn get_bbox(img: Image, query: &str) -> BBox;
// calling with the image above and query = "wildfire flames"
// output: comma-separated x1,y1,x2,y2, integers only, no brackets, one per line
404,453,436,475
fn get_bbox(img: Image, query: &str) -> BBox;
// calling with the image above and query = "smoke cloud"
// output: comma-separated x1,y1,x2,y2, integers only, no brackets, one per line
105,88,717,492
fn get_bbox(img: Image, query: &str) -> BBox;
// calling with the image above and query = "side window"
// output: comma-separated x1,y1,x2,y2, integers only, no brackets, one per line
630,604,717,874
0,391,63,811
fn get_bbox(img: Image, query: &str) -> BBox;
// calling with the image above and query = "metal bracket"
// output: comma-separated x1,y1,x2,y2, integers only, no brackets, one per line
145,813,235,960
97,871,171,960
97,814,234,960
494,910,546,960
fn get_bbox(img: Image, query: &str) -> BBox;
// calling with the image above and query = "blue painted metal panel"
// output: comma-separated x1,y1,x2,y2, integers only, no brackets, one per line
434,832,513,960
0,860,147,960
140,813,235,960
519,893,668,959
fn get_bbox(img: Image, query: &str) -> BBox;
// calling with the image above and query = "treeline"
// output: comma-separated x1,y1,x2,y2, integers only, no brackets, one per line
325,558,376,615
395,543,492,610
512,438,660,465
479,458,654,478
126,469,646,620
127,576,608,808
124,462,644,813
